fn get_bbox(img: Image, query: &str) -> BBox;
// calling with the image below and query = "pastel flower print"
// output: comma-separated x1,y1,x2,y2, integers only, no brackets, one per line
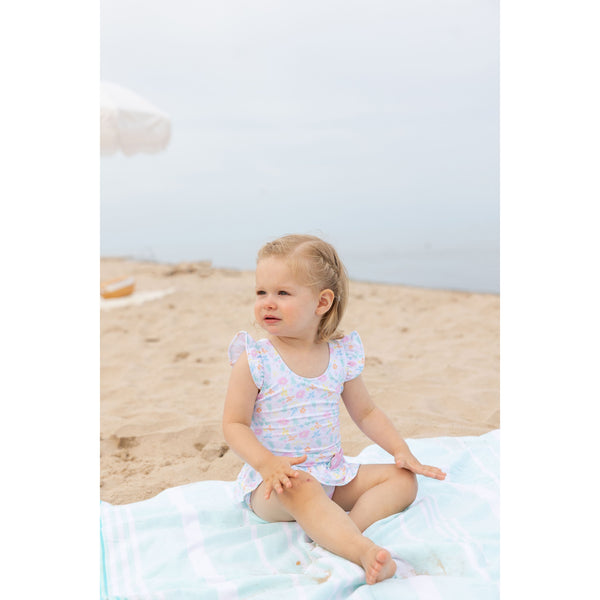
296,390,305,399
299,430,310,439
278,377,288,386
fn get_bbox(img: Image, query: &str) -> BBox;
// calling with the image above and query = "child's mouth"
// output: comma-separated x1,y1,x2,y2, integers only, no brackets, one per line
264,316,280,324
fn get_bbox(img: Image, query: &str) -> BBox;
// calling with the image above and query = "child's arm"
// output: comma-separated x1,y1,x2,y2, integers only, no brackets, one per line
222,351,307,499
342,375,446,480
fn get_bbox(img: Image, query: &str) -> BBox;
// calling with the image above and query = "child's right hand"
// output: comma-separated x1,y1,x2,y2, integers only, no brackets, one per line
259,455,307,500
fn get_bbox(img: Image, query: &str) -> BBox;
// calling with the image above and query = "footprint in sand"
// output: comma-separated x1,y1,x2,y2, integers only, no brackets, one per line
195,441,229,461
117,435,139,449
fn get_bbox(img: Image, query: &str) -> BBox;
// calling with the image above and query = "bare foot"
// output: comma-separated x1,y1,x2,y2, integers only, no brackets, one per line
362,546,397,585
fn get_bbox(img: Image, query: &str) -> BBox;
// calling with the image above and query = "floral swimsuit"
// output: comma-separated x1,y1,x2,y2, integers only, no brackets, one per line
228,330,365,505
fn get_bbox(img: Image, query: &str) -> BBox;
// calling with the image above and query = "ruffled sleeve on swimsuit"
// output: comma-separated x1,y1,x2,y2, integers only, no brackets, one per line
340,330,365,382
228,331,264,389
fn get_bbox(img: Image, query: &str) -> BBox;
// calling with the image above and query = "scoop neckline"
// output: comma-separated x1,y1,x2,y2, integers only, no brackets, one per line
265,338,333,380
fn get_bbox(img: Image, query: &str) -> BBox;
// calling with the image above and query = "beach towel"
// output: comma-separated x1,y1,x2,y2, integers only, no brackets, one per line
100,430,499,599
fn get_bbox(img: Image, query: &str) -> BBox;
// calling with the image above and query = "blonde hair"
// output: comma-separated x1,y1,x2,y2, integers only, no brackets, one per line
257,234,349,342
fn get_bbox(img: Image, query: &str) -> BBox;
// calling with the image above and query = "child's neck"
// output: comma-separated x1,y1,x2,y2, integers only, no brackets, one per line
268,332,319,350
268,333,330,379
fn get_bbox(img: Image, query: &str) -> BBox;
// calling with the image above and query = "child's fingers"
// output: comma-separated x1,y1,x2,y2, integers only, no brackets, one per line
289,454,307,466
261,455,308,499
264,474,292,499
397,457,446,480
280,475,293,490
419,464,446,480
263,482,273,500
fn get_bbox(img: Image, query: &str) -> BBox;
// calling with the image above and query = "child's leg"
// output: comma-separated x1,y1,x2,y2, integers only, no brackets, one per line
250,475,397,584
332,464,418,532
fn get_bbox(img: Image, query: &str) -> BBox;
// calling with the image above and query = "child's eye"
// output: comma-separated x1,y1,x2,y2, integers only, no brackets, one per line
256,290,266,296
278,291,289,296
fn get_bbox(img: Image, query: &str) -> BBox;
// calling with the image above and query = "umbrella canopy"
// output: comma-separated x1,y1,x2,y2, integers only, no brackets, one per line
101,81,171,156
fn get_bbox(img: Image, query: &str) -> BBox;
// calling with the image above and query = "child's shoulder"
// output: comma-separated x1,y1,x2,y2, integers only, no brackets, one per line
331,330,363,351
228,331,270,365
331,331,365,380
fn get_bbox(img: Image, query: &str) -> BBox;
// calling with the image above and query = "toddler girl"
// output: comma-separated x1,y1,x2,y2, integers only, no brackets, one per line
222,234,445,585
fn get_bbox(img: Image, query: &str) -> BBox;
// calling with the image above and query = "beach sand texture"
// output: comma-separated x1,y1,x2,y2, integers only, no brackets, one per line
100,258,499,505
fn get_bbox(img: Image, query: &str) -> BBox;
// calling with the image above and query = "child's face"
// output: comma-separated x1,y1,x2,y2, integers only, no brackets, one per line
255,257,323,340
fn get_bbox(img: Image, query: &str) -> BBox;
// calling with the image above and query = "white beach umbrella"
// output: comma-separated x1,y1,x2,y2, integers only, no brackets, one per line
101,81,171,156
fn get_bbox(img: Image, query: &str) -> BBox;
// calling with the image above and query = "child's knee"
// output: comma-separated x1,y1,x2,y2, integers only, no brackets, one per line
281,473,322,503
393,468,418,506
290,473,320,492
406,470,418,502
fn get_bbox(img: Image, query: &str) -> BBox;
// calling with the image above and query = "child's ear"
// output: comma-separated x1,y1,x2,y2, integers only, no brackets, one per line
316,289,335,315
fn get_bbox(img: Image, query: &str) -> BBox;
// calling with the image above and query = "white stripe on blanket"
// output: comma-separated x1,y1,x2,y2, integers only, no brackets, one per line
101,430,499,599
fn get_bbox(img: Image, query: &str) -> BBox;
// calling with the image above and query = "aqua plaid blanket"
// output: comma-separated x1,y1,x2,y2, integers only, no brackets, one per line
100,430,499,599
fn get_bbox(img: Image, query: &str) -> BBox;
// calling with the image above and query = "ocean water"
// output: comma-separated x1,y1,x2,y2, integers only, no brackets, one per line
100,0,499,294
100,154,499,293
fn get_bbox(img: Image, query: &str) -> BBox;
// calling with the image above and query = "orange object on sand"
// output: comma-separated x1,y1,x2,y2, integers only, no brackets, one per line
101,276,136,299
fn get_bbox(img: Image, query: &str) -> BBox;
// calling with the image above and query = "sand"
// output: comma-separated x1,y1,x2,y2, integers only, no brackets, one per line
100,257,499,505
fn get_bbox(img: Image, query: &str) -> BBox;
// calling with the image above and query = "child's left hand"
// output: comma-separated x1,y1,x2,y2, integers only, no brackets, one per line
395,453,446,481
